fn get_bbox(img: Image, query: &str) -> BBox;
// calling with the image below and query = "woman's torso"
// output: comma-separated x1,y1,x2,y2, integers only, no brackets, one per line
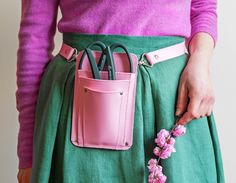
58,0,191,37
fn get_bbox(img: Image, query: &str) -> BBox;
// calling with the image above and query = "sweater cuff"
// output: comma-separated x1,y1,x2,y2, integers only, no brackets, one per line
17,121,34,169
185,27,217,52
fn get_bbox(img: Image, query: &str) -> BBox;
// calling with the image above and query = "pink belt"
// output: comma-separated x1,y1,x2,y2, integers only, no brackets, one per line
59,41,188,67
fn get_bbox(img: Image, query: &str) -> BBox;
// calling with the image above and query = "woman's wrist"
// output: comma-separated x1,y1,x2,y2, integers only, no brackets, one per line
186,52,211,69
188,32,215,61
186,32,215,70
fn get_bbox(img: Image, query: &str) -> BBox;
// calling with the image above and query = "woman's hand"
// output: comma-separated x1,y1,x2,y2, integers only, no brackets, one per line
175,32,215,125
17,168,32,183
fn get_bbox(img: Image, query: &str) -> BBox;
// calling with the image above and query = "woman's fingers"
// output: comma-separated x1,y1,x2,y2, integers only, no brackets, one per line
175,80,188,116
177,86,215,125
202,93,215,117
177,91,215,125
17,170,22,183
200,99,210,117
24,171,31,183
17,168,31,183
199,98,208,117
177,90,201,125
207,104,213,116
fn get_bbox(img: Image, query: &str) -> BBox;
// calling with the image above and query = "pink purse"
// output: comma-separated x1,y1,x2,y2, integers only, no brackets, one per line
71,41,138,150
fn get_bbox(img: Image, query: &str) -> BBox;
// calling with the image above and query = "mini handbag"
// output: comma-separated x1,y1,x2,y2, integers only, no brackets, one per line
71,41,139,150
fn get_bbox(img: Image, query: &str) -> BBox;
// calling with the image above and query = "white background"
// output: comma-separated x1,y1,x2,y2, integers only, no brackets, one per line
0,1,235,182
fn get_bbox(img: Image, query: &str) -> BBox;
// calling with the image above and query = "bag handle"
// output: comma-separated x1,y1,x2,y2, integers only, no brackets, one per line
104,43,134,80
77,41,134,80
78,41,107,79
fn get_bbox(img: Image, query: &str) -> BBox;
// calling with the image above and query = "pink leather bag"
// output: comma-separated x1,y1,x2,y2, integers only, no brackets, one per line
71,42,138,150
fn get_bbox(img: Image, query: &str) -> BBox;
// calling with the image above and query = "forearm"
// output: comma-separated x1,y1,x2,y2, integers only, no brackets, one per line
16,0,59,169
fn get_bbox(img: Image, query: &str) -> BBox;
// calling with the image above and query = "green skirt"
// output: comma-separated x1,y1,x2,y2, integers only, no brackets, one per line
30,33,225,183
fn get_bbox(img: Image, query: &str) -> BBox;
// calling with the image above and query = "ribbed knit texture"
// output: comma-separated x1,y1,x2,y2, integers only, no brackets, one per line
16,0,217,169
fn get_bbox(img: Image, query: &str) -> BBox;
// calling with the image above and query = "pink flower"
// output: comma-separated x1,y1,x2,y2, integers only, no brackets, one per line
147,159,163,173
153,146,162,157
148,171,167,183
153,144,176,159
172,124,186,137
166,137,175,146
161,144,176,159
155,129,170,147
148,172,157,183
155,174,167,183
148,158,158,167
147,124,187,182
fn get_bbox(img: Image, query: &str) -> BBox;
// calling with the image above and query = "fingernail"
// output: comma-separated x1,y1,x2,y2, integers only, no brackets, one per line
175,109,181,116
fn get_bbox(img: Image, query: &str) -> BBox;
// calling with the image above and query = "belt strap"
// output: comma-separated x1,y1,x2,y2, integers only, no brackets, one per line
139,41,188,67
59,41,188,66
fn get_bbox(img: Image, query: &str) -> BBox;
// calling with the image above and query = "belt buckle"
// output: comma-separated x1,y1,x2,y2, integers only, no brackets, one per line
67,48,78,62
138,53,154,68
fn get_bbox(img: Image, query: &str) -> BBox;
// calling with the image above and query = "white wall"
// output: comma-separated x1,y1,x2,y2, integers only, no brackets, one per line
0,1,235,182
211,1,236,182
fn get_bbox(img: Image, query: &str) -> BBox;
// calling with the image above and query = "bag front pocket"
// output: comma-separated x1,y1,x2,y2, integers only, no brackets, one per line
75,75,133,150
82,86,124,148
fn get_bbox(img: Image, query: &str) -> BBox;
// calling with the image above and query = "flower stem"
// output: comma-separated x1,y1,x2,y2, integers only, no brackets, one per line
156,117,180,164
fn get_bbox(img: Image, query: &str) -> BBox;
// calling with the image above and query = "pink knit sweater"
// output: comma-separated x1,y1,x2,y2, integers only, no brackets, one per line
16,0,217,169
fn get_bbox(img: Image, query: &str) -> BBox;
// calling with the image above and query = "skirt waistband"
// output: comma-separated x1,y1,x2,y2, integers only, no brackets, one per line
62,32,185,56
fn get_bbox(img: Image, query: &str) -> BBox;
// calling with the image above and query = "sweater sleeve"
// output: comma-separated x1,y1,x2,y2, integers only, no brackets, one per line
16,0,59,169
186,0,218,48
